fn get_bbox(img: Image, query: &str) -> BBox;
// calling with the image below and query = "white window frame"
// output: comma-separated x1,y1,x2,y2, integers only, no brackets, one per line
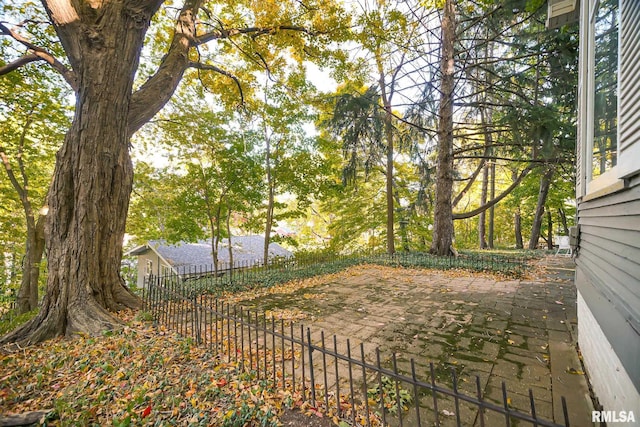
583,0,623,197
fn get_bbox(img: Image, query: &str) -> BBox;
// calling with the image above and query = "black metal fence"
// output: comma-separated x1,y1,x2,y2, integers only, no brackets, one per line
144,266,570,427
153,251,528,299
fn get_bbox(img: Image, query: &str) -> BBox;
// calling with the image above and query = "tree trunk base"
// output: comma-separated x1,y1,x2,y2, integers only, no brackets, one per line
0,287,141,346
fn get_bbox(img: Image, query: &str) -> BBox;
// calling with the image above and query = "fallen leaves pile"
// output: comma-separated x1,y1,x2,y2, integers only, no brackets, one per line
0,310,316,426
1,261,540,426
1,310,389,426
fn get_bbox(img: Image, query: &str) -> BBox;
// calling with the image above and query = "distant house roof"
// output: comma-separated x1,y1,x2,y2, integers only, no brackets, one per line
126,235,292,273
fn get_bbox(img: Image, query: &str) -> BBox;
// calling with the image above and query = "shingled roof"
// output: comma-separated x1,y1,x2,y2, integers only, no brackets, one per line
127,235,292,273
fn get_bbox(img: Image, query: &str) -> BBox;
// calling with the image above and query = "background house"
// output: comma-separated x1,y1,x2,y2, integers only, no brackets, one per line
126,235,293,288
562,0,640,418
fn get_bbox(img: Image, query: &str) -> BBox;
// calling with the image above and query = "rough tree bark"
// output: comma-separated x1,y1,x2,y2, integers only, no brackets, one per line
0,0,186,345
430,0,456,256
0,0,347,345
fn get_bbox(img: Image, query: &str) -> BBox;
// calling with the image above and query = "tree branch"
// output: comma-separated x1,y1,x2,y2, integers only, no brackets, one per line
0,22,77,91
0,53,40,74
453,165,534,220
188,61,244,105
452,157,485,208
196,25,317,45
127,0,204,136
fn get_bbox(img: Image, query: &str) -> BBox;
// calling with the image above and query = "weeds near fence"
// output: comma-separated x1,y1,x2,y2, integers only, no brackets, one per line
155,251,529,300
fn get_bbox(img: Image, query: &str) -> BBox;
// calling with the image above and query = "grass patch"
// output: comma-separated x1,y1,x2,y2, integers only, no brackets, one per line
152,251,532,302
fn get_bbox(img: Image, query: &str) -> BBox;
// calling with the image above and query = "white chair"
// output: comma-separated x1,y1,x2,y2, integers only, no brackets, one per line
554,235,572,257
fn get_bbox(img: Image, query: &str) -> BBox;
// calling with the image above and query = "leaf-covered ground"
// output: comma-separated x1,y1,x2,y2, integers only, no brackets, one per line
1,261,544,426
0,310,336,426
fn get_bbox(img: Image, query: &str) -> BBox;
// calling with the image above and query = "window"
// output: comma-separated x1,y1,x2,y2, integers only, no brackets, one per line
590,0,619,180
145,259,153,276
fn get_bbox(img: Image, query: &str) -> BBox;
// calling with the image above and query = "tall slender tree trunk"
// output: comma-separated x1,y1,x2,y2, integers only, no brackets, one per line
558,208,569,235
211,204,223,276
1,2,155,345
479,162,489,249
16,214,46,313
546,207,553,250
514,207,524,249
226,209,234,277
385,121,395,254
488,161,496,248
528,167,554,249
1,118,48,314
377,60,397,255
430,0,456,256
264,139,275,265
392,186,409,251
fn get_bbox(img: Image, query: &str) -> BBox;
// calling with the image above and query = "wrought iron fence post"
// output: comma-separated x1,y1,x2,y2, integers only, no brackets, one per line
307,328,316,407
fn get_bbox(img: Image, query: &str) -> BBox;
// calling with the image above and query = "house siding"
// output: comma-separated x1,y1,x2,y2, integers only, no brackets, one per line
574,0,640,411
576,175,640,394
135,251,168,288
577,291,640,418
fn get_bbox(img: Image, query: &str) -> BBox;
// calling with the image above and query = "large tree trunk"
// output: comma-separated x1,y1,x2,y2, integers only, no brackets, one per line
392,185,409,251
430,0,456,256
1,2,157,345
528,167,554,249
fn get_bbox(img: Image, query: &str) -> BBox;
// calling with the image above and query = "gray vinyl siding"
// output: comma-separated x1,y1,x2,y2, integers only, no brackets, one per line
576,175,640,392
574,0,640,393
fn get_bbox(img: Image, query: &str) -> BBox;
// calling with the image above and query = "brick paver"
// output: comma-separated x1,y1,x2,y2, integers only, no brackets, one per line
235,256,595,426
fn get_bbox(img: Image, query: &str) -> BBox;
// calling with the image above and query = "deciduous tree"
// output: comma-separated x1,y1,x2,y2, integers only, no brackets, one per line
0,0,347,344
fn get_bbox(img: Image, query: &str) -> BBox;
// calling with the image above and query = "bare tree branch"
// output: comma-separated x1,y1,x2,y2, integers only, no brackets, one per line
0,53,40,74
452,157,485,208
0,22,77,90
197,25,317,45
452,165,534,220
188,61,244,105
